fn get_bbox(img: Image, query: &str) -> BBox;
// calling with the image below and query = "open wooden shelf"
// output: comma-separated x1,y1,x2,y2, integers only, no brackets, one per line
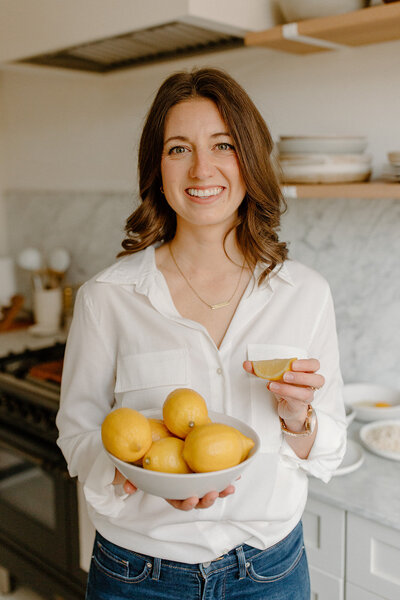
245,3,400,54
282,182,400,199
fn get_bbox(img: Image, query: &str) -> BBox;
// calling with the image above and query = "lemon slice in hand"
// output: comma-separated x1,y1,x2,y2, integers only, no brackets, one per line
251,358,297,381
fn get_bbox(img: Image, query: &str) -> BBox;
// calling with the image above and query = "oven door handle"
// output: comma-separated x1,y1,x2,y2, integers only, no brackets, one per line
0,439,47,467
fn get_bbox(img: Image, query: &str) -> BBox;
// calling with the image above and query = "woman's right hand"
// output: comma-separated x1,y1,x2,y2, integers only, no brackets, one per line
113,468,137,494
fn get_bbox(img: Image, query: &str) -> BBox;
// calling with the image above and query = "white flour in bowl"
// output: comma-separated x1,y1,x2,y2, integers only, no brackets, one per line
365,424,400,453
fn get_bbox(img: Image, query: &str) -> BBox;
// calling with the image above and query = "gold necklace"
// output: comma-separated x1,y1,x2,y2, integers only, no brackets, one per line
169,243,245,310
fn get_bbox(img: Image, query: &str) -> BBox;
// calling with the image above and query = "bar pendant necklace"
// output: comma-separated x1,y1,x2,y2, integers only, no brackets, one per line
169,244,245,310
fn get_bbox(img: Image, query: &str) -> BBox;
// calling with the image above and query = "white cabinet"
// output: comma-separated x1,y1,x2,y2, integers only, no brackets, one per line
347,513,400,600
304,500,400,600
309,566,343,600
346,582,386,600
303,498,345,599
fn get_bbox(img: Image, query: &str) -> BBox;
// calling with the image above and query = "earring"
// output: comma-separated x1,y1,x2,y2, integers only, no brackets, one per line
160,186,164,194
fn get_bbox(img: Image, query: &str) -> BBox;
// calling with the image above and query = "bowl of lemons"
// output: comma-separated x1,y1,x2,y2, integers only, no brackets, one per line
102,388,260,499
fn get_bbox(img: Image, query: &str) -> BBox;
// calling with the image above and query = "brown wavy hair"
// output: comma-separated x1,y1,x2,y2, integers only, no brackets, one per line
119,67,288,283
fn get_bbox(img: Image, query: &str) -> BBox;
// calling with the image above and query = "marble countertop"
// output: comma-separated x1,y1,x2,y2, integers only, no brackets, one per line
1,331,399,530
309,420,400,531
0,328,66,357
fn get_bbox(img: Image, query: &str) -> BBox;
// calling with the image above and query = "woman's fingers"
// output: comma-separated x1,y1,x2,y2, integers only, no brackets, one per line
242,360,254,374
166,497,200,511
166,486,235,511
112,468,137,494
291,358,320,373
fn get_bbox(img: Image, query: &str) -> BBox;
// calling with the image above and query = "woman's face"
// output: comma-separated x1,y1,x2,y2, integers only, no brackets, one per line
160,97,246,233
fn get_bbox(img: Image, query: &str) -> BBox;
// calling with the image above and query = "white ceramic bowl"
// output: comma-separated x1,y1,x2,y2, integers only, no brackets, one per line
278,0,368,23
343,383,400,423
359,420,400,461
106,409,260,499
279,160,371,183
277,136,368,155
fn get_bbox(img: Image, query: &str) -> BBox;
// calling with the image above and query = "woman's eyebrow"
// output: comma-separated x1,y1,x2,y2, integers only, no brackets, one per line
163,132,232,146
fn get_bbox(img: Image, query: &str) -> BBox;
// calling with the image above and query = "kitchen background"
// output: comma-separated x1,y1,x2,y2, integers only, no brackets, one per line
2,33,399,386
1,2,400,600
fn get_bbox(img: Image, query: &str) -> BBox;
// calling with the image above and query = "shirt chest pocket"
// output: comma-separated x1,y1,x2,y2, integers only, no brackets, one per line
115,348,189,410
247,344,308,452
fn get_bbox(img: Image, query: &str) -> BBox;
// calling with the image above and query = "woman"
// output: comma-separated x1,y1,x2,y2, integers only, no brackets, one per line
57,67,346,599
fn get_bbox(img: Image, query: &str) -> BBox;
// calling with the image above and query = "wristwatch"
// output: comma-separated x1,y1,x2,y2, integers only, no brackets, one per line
279,404,316,437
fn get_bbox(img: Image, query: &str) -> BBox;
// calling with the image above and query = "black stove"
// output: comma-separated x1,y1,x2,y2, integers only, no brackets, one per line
0,342,87,599
0,342,65,464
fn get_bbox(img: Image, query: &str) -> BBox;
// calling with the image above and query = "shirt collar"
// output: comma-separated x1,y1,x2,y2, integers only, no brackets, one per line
95,245,294,288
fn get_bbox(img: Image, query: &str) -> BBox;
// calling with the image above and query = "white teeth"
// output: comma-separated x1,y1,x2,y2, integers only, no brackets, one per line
187,187,223,198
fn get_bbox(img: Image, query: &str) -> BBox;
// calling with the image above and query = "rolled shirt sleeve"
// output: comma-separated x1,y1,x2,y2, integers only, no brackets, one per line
56,284,129,517
279,288,347,482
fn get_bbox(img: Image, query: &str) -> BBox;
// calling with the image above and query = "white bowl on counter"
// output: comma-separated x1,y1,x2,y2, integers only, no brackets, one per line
344,383,400,423
106,409,260,500
277,136,368,155
359,420,400,461
277,0,369,23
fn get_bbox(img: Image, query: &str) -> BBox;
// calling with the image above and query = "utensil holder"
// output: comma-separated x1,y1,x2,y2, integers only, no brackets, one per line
33,288,63,332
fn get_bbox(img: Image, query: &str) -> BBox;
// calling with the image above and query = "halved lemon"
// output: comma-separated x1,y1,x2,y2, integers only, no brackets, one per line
251,357,297,381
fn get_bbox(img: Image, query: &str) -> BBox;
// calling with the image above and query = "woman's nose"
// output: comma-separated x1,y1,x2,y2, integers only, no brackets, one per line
189,150,214,179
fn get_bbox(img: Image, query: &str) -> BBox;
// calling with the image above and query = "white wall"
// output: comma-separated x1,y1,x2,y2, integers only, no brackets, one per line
1,38,400,197
0,72,7,255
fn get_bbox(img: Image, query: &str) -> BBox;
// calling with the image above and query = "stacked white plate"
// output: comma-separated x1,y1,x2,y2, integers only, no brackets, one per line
382,151,400,182
276,136,372,184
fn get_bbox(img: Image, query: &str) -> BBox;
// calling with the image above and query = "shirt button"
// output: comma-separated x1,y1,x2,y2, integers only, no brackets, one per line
216,368,223,375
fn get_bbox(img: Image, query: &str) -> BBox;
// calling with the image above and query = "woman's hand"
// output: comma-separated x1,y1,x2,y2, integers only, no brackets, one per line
166,485,235,511
243,358,324,428
113,469,137,494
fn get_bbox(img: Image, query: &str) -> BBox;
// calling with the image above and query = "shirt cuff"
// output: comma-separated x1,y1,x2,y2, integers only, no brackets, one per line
279,410,347,483
83,450,130,518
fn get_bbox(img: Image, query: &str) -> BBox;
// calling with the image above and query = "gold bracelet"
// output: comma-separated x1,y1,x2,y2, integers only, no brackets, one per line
279,404,316,437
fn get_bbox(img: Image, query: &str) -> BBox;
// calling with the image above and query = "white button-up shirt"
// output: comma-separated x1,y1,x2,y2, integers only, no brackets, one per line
56,246,346,563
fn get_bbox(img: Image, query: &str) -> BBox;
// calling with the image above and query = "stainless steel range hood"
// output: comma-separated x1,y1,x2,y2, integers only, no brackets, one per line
0,0,280,74
21,22,243,74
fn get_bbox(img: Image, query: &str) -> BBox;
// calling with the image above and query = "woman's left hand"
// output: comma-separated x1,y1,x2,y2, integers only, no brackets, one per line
243,358,324,430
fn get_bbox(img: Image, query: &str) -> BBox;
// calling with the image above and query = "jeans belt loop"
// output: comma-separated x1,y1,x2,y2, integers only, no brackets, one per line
152,557,161,580
235,545,246,580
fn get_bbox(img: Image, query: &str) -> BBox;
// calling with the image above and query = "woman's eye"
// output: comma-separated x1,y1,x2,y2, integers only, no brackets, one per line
168,146,187,155
216,143,235,151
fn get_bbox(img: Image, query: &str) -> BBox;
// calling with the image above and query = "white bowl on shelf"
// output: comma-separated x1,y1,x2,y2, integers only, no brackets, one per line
277,136,368,155
279,152,372,183
343,383,400,423
106,409,260,500
277,0,369,23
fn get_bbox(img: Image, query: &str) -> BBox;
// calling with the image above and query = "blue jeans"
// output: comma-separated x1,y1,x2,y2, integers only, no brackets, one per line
86,520,310,599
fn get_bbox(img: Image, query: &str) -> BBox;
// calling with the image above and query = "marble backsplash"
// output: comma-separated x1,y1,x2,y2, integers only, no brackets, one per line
4,190,400,388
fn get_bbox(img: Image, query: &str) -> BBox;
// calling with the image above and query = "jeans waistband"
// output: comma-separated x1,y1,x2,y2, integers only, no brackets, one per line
95,520,303,581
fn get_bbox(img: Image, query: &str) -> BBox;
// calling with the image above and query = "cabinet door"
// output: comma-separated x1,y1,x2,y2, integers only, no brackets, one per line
346,582,386,600
303,497,345,578
347,512,400,600
309,566,343,600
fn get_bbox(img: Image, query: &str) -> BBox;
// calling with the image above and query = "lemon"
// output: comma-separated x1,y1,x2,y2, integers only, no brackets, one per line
237,429,256,462
148,418,171,442
163,388,210,439
101,407,152,463
142,437,191,474
251,357,297,381
183,422,254,473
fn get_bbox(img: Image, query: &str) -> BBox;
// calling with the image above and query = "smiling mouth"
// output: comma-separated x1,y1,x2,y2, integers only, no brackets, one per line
186,187,224,198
